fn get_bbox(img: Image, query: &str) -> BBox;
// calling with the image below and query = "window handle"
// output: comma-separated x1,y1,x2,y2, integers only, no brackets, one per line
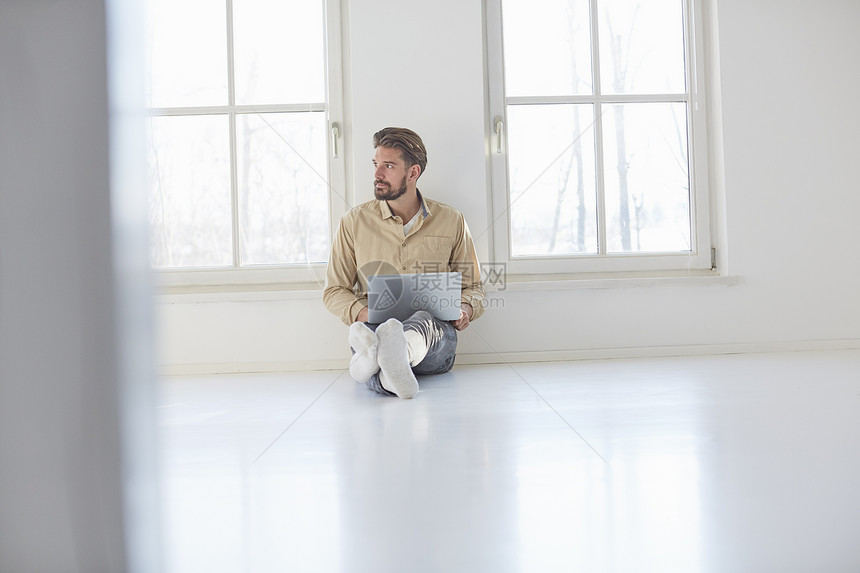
494,117,504,154
331,122,341,159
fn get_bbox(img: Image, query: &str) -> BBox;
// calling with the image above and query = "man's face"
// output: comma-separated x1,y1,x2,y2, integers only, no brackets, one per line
372,146,410,201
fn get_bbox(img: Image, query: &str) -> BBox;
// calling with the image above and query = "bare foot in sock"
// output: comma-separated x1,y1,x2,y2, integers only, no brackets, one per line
348,322,379,383
376,319,419,399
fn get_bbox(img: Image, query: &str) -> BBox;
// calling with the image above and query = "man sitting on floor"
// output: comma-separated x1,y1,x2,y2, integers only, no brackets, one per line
323,127,486,398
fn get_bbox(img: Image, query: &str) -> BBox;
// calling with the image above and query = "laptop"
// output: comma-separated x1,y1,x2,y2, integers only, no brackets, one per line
367,272,462,323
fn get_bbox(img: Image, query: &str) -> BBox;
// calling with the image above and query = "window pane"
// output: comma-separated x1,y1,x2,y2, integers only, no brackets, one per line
236,112,330,265
145,0,228,107
147,115,233,268
502,0,593,97
602,103,691,253
597,0,686,95
233,0,325,105
507,105,598,257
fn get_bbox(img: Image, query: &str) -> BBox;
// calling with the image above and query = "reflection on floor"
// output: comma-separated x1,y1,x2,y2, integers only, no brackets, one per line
159,349,860,573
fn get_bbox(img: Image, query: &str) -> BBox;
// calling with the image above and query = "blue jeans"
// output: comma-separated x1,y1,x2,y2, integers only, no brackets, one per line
365,310,458,396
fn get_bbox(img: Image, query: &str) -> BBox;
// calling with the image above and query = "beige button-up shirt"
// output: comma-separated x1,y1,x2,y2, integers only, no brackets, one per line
323,193,486,325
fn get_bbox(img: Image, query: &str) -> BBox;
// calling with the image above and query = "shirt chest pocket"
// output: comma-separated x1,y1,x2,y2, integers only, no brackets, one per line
420,236,453,266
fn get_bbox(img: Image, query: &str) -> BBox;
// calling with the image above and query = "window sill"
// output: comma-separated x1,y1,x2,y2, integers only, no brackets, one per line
156,280,322,304
154,266,326,303
155,270,739,304
494,271,739,292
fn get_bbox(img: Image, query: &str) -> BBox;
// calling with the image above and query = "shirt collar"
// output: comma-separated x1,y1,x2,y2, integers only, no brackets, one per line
417,189,431,217
379,189,431,220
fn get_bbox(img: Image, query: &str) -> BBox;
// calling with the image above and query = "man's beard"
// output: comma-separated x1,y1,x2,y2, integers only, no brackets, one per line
374,176,408,201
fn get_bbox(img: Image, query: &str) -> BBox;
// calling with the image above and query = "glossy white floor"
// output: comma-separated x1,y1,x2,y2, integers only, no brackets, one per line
159,349,860,573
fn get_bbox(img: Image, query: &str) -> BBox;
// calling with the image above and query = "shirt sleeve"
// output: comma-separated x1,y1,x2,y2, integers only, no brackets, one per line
323,215,368,325
450,214,486,321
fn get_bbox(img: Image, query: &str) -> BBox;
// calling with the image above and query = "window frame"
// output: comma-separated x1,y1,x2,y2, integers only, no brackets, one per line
147,0,346,288
485,0,715,276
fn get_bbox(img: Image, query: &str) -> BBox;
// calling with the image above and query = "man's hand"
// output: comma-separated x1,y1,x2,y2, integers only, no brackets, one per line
355,306,369,324
452,303,473,331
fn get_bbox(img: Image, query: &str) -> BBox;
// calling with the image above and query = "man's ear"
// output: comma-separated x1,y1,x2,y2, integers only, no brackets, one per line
409,164,421,181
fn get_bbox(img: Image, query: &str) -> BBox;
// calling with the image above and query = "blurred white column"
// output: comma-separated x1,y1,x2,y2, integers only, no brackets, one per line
0,0,159,571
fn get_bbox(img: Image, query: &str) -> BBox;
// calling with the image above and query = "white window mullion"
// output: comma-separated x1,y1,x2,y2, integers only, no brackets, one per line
594,101,608,256
228,115,241,268
589,0,608,256
146,104,327,117
589,0,602,96
324,0,348,232
485,0,512,269
507,94,688,106
687,0,714,269
226,0,241,268
683,0,698,257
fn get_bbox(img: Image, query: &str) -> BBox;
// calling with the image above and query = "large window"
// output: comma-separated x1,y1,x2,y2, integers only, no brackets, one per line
487,0,713,275
145,0,344,279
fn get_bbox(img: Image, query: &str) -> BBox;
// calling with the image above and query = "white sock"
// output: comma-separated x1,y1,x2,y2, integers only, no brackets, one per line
403,329,427,367
348,322,379,383
376,319,418,399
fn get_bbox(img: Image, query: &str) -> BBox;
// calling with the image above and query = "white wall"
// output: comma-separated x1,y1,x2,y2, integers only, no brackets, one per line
157,0,860,373
0,0,157,571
